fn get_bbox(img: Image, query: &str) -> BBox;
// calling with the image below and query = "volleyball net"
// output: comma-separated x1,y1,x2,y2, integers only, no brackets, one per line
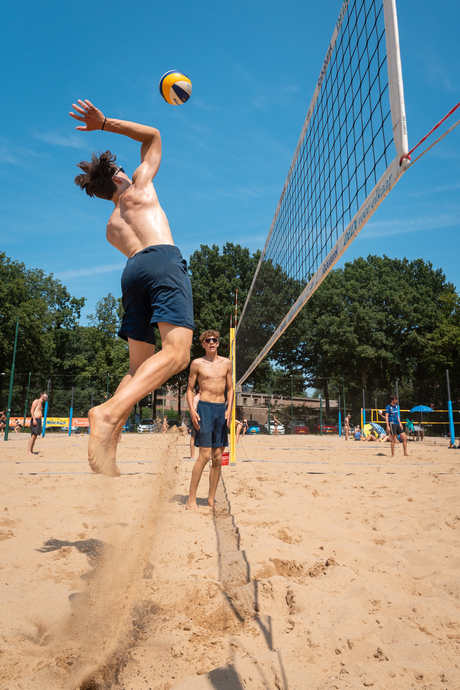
236,0,410,386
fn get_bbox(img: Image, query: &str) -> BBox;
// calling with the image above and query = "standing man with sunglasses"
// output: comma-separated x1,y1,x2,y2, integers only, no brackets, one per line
69,99,195,476
186,331,233,511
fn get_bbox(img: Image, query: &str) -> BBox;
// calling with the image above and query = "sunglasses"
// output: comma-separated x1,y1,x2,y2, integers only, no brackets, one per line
203,337,219,344
113,166,125,177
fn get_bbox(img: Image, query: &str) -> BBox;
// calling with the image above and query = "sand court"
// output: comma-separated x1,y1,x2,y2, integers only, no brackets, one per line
0,433,459,689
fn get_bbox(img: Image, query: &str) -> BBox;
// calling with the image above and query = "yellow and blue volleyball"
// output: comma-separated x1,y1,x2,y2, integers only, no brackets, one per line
159,70,192,105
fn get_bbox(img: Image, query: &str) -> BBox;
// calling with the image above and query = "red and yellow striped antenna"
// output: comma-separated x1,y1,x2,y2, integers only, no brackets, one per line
229,295,237,467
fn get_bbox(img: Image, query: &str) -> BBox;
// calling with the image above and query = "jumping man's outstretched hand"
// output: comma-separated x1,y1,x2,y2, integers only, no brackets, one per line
69,99,105,131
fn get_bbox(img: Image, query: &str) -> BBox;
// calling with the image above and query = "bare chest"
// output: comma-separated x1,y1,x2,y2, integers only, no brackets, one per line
197,361,228,384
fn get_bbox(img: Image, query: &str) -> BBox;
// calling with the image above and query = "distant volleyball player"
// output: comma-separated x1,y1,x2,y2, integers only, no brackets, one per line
69,99,194,476
186,331,233,511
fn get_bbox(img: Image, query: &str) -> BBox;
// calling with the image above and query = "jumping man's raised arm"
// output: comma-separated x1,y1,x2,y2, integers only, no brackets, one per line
69,99,162,184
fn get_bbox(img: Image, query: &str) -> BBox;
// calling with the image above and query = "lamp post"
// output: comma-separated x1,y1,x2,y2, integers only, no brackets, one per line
0,373,5,432
290,375,294,435
319,393,323,437
0,372,5,408
4,317,19,442
22,372,31,432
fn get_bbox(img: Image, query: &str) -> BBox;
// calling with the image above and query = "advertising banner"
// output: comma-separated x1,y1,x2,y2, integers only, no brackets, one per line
6,417,89,428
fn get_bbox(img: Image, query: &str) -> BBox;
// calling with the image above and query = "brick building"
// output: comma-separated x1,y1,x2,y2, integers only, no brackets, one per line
235,390,338,425
149,387,337,425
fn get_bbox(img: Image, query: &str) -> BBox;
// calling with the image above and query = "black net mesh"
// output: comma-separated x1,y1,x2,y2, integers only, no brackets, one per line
236,0,395,384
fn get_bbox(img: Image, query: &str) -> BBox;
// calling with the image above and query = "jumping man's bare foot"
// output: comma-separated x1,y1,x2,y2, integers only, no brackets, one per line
185,500,201,512
88,407,121,477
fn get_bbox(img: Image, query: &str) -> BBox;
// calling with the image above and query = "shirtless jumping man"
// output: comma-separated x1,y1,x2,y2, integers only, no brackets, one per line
70,99,194,476
28,392,47,455
186,331,233,511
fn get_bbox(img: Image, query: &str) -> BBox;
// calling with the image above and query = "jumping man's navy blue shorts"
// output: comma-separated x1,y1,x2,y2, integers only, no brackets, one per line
194,401,228,449
118,245,195,345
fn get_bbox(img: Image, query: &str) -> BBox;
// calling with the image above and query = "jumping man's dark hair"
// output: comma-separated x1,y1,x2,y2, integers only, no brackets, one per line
74,150,118,200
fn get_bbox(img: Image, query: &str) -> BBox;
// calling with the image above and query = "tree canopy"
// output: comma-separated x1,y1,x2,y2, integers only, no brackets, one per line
1,249,458,423
276,255,460,413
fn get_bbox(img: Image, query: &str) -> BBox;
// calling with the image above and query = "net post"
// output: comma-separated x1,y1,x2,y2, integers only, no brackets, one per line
446,369,456,448
229,326,236,466
68,387,74,437
41,380,50,437
338,395,341,438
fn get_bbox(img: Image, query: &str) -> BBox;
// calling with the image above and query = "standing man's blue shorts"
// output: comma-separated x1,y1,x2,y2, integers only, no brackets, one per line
118,244,195,345
194,401,228,449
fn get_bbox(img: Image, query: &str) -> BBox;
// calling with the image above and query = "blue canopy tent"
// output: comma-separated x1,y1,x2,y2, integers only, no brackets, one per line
409,405,433,438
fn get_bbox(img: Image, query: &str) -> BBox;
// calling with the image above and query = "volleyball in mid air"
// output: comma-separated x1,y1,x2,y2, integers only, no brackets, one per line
159,70,192,105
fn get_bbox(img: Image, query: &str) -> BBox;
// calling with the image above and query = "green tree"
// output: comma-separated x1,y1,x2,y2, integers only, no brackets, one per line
77,294,129,397
276,255,460,416
0,252,85,413
189,243,260,359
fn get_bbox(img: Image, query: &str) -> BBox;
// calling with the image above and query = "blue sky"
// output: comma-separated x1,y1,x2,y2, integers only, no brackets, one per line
1,0,459,324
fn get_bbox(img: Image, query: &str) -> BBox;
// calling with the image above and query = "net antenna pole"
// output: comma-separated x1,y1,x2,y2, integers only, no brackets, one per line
229,290,238,466
229,315,236,467
236,0,410,388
